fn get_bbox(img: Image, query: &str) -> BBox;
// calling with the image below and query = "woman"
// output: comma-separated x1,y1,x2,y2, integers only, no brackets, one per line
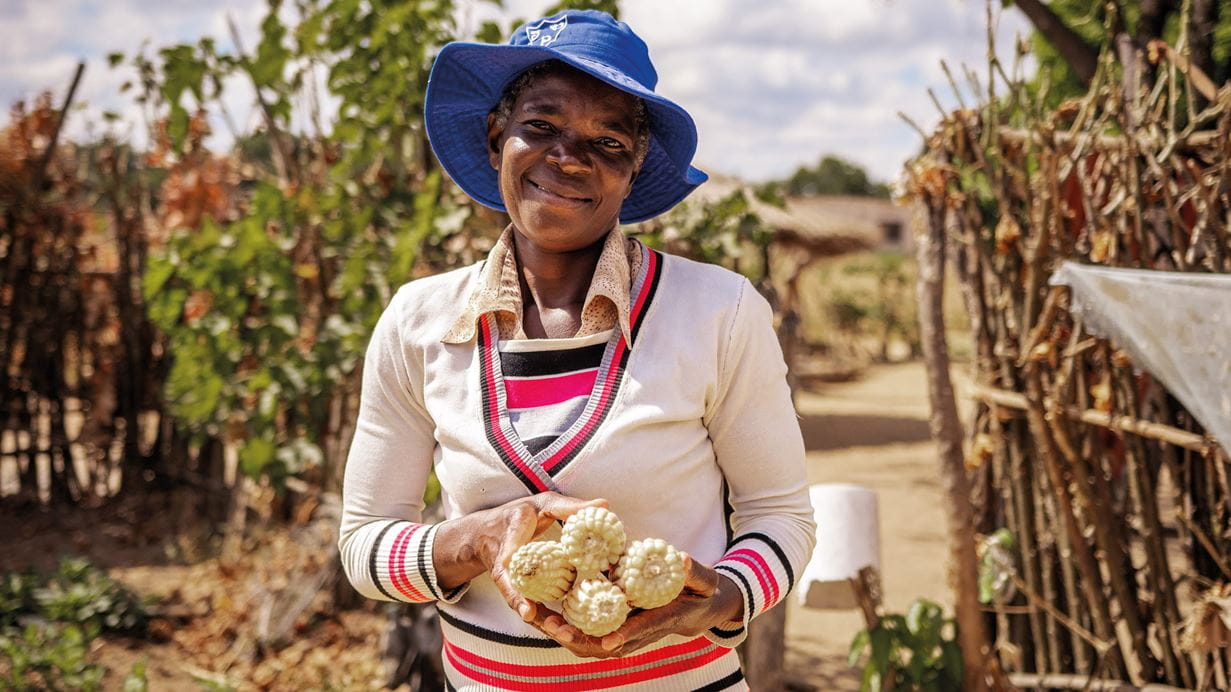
339,10,816,690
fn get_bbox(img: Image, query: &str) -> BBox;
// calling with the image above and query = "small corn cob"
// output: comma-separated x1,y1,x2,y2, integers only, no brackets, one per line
560,507,626,575
508,541,575,603
613,538,687,609
562,575,630,637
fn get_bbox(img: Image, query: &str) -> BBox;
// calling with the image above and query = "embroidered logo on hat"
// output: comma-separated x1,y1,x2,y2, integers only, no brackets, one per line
525,16,567,46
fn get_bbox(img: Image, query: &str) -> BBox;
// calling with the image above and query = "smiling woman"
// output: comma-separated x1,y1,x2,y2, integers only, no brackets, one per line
336,10,816,691
487,62,643,257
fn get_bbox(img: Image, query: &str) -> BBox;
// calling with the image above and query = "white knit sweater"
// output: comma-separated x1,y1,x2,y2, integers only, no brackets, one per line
339,242,816,691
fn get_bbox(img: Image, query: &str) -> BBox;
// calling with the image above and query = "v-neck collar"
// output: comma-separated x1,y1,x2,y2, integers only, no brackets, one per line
476,243,663,493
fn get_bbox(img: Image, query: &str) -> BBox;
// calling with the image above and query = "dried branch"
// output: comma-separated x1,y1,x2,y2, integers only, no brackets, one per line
968,382,1215,453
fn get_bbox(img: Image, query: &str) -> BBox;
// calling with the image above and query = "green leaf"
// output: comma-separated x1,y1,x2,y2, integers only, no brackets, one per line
848,628,870,667
143,256,177,298
941,641,963,683
147,287,188,331
860,665,880,692
107,52,125,67
272,314,299,337
476,20,504,43
240,437,276,477
906,599,940,636
870,627,892,675
166,104,189,151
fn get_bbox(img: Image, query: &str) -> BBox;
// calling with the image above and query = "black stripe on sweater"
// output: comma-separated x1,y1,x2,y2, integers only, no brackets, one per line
732,532,796,591
692,669,746,692
499,342,607,377
708,624,745,639
417,524,441,600
714,564,756,622
523,435,559,455
629,249,663,346
367,521,400,602
437,608,562,649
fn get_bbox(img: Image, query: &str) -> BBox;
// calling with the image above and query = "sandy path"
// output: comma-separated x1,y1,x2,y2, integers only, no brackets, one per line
783,361,960,690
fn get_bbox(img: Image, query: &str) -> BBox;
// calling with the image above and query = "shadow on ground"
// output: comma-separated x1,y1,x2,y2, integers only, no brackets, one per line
799,413,932,451
786,646,861,691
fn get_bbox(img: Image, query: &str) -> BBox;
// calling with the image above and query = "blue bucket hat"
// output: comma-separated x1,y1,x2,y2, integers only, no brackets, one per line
424,10,708,224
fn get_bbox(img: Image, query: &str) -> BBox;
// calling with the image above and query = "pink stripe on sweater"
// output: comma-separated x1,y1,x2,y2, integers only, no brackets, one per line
542,340,625,471
726,549,779,610
388,524,429,602
504,369,598,409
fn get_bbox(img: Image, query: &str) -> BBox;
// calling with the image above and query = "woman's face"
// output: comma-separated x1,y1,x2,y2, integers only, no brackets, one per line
487,65,641,253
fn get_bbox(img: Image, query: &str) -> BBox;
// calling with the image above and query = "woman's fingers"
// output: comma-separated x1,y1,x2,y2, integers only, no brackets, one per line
681,553,719,597
526,608,622,657
490,555,536,622
601,600,682,653
532,492,608,525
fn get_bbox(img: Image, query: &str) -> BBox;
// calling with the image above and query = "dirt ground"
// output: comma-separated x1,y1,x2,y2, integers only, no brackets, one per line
783,361,963,690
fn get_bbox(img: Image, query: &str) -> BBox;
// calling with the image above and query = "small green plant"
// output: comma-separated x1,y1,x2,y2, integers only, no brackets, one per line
0,573,36,629
1,557,154,690
122,659,149,692
848,598,962,692
0,622,105,691
31,558,150,635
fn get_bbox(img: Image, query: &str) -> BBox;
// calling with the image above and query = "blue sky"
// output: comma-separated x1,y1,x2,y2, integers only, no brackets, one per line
0,0,1032,183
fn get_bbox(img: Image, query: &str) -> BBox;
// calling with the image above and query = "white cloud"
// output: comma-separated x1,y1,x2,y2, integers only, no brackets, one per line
1,0,1033,183
617,0,1033,181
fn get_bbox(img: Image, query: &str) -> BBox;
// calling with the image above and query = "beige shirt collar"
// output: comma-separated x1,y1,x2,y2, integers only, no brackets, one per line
442,226,638,344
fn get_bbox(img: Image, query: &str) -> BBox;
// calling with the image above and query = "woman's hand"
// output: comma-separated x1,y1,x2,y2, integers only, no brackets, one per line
520,554,745,659
433,491,605,599
438,502,743,660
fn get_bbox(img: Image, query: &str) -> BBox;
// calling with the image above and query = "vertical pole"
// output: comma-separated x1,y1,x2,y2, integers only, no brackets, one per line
916,191,990,691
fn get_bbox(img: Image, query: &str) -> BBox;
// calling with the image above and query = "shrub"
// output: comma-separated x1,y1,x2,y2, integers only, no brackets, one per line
0,622,105,691
30,558,150,635
848,598,962,692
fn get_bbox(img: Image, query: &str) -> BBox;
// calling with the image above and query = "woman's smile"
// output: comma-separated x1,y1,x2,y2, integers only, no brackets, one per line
525,176,595,206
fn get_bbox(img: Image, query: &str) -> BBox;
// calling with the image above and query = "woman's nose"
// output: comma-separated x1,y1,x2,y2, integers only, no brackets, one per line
546,135,591,175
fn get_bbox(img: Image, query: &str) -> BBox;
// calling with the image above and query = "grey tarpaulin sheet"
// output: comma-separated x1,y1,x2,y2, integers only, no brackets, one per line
1049,261,1231,450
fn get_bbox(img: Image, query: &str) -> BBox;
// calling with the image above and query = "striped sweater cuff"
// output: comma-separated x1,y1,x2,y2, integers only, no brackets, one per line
705,534,797,647
368,521,468,604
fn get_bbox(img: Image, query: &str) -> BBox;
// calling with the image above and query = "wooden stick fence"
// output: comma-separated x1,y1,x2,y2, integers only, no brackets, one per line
906,22,1231,689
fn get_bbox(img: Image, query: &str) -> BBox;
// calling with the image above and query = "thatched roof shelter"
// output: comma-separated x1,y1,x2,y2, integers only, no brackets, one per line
687,174,882,257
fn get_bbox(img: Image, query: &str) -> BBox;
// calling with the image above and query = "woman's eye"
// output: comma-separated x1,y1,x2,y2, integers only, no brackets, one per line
526,120,555,132
597,137,625,150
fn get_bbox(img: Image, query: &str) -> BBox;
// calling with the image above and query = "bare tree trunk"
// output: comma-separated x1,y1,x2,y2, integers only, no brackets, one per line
1013,0,1100,85
1189,0,1218,109
1137,0,1173,48
916,196,989,691
743,607,786,691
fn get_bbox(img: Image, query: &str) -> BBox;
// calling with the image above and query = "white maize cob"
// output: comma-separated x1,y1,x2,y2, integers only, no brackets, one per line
562,575,630,637
508,541,575,603
613,538,687,609
560,507,626,575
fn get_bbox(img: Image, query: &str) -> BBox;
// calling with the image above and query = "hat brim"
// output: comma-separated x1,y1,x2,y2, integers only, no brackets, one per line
425,42,707,224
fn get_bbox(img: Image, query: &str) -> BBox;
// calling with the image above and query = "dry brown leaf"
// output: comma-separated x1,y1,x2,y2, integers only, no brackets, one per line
1181,582,1231,653
966,433,996,471
182,290,214,325
1090,230,1114,263
995,215,1021,256
1091,377,1112,413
